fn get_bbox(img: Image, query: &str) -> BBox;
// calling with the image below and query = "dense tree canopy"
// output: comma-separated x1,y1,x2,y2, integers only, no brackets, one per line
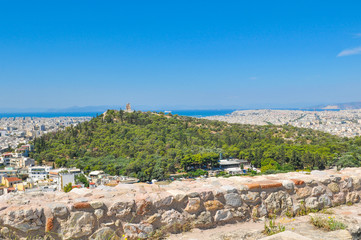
31,110,361,181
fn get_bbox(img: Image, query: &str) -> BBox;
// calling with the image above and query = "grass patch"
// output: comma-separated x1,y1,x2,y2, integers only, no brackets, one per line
264,218,286,236
310,216,347,231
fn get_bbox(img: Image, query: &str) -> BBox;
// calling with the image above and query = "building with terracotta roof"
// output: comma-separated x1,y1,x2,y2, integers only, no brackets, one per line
2,177,22,188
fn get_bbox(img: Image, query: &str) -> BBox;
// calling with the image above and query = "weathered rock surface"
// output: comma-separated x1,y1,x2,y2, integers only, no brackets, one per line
1,168,361,239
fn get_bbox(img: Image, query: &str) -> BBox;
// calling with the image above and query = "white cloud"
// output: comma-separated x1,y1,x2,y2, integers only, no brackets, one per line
337,46,361,57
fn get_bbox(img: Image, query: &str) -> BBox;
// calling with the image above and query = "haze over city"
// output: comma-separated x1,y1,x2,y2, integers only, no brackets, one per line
1,1,361,111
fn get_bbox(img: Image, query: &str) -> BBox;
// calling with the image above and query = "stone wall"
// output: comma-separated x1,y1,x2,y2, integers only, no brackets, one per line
0,168,361,239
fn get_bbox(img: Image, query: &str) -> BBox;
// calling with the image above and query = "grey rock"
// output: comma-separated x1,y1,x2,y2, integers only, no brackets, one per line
124,223,153,239
90,201,104,209
265,191,293,213
242,192,261,205
224,193,242,207
154,195,174,208
214,209,233,222
50,203,68,217
60,212,95,239
318,194,332,207
194,211,212,227
199,191,214,201
311,186,325,197
333,191,346,205
107,201,134,217
305,197,322,210
258,204,268,217
161,209,185,225
282,180,294,191
320,178,331,185
94,209,104,219
341,178,353,189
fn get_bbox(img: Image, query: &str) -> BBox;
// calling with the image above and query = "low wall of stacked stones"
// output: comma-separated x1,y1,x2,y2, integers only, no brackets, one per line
0,175,360,239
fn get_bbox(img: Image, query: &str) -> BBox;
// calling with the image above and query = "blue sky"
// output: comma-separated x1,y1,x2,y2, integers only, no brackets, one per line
1,1,361,111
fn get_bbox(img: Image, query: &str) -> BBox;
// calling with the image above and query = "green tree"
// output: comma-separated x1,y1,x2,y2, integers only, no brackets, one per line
63,183,72,193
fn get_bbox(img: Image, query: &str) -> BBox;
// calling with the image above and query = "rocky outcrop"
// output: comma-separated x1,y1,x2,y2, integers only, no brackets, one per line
1,168,361,239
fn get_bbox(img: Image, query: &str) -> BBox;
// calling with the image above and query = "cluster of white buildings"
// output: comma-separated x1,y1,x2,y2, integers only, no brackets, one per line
0,145,138,195
206,109,361,137
0,116,91,151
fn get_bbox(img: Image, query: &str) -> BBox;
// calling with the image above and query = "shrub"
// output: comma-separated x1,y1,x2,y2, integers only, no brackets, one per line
63,183,72,193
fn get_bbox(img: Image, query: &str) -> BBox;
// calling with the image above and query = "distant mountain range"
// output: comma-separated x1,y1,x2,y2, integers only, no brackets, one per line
311,101,361,110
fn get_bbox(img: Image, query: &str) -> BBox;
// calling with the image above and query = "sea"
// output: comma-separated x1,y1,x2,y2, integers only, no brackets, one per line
0,108,340,119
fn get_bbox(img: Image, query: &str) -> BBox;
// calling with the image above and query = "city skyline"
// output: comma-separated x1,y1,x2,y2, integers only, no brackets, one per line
1,1,361,110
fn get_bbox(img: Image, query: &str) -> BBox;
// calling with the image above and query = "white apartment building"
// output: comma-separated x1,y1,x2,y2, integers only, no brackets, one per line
28,166,53,181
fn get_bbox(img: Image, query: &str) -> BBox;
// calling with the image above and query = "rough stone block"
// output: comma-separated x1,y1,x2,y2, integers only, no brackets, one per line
224,193,242,207
204,200,224,211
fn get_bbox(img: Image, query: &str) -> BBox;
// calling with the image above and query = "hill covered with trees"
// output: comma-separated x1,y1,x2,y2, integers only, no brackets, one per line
31,110,361,181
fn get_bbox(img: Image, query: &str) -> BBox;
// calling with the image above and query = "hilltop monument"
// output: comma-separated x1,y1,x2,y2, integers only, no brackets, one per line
125,103,133,113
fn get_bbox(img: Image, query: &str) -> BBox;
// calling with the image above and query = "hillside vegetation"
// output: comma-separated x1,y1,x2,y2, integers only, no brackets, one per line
31,110,361,181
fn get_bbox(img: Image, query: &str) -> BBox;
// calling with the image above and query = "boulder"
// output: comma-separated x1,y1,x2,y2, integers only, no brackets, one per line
204,200,224,211
305,197,322,210
242,192,261,205
3,208,43,233
94,209,104,219
153,195,174,208
318,194,332,207
282,180,295,192
145,213,161,224
90,201,104,209
214,209,233,222
265,191,292,214
136,199,152,215
60,212,95,239
320,178,331,185
333,192,346,205
194,211,213,227
124,223,153,239
161,209,185,225
352,177,361,190
346,192,360,204
107,201,134,217
311,186,325,197
184,197,201,213
341,178,353,189
224,193,242,207
199,190,214,201
328,183,340,193
296,187,311,199
50,204,68,217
